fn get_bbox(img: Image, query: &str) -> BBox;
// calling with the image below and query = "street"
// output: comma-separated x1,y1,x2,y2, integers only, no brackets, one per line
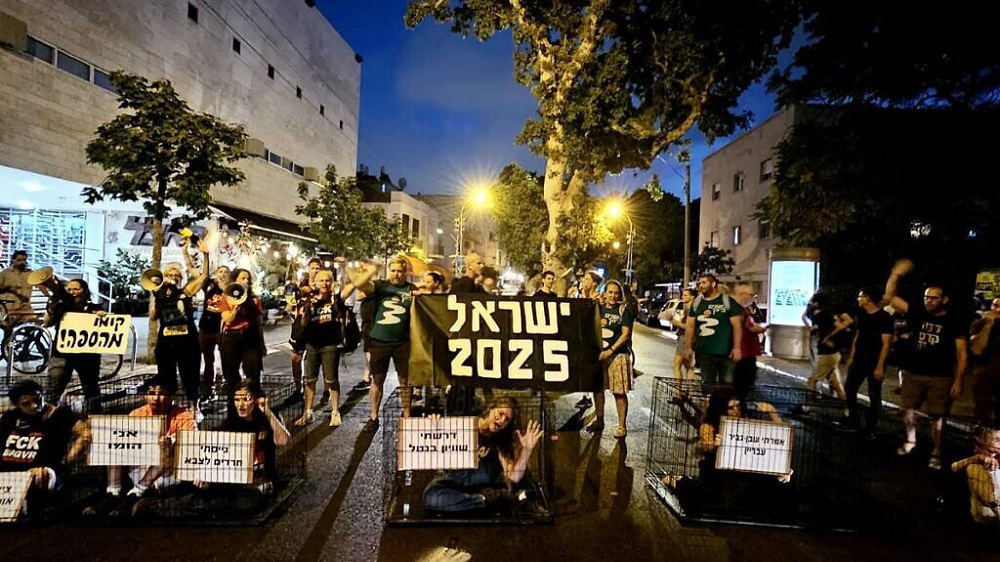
0,323,994,562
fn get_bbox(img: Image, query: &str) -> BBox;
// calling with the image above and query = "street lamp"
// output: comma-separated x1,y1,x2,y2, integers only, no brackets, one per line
453,186,491,274
606,201,635,286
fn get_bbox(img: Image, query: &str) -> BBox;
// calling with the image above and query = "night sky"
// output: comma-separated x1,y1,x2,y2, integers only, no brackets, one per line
319,0,787,202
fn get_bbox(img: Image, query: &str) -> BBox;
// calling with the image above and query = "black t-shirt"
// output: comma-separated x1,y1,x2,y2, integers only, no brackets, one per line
449,276,483,294
852,308,893,368
0,406,78,477
533,289,558,300
220,410,277,482
154,284,197,338
47,285,105,358
814,309,838,355
302,294,344,348
199,279,226,333
899,308,968,377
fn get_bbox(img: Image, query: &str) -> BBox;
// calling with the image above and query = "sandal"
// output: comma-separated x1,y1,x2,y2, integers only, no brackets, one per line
928,455,941,470
896,441,916,456
294,410,314,427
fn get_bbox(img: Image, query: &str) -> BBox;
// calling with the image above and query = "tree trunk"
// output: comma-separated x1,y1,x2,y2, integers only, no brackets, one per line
542,156,584,297
146,178,167,363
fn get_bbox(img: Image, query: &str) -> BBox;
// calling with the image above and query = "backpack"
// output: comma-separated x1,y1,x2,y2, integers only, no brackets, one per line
337,306,362,354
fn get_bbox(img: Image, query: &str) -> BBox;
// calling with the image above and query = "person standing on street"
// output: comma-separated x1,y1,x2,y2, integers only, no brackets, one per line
836,286,893,440
733,283,768,401
684,274,743,395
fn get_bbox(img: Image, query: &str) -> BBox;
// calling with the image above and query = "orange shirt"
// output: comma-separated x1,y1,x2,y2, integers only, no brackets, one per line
129,404,197,435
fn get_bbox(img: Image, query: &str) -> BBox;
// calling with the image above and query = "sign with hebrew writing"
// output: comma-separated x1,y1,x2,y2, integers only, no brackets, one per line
175,430,254,484
0,472,32,522
87,415,164,467
409,294,603,391
55,312,131,355
397,416,478,471
716,417,794,476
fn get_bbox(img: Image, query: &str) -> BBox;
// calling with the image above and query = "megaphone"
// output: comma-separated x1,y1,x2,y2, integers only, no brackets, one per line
26,266,54,286
224,282,248,306
140,268,164,292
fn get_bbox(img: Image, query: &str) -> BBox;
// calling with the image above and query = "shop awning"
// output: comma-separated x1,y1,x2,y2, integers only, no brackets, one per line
210,203,317,244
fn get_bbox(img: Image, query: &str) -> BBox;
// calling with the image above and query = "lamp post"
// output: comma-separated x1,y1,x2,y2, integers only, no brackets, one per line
607,202,635,286
453,188,490,275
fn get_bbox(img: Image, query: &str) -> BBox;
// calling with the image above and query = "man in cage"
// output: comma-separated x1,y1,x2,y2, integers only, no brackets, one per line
0,380,90,506
423,396,547,516
951,425,1000,524
83,378,197,517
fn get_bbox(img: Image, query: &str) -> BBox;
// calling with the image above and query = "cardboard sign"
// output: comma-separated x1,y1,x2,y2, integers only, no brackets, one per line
55,312,131,354
715,417,794,476
0,472,32,522
397,416,478,471
87,415,164,467
175,430,254,484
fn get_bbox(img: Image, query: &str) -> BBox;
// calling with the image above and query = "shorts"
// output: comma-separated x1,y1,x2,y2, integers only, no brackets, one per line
900,371,952,417
369,339,409,384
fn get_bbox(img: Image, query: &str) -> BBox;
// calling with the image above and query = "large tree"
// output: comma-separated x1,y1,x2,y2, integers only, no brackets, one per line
626,185,685,284
406,0,800,275
492,164,549,273
85,71,246,358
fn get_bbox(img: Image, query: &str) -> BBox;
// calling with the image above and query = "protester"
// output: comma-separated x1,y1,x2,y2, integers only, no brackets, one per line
885,259,969,469
836,286,893,440
287,258,323,405
950,426,1000,524
672,288,696,385
0,250,45,320
587,281,635,437
196,257,230,402
805,309,852,401
684,274,743,394
44,277,106,413
532,270,558,299
450,252,485,294
151,250,206,405
733,283,768,401
423,396,544,515
573,271,603,410
970,297,1000,424
220,268,265,393
480,266,499,295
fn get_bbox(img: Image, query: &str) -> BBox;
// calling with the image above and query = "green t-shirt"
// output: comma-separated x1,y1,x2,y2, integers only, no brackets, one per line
690,294,742,356
600,303,635,356
368,280,415,343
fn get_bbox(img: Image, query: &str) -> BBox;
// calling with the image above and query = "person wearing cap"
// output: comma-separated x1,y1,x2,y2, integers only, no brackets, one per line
0,380,91,497
45,277,107,412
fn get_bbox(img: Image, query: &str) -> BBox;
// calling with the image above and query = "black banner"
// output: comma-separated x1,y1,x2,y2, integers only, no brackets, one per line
409,294,603,392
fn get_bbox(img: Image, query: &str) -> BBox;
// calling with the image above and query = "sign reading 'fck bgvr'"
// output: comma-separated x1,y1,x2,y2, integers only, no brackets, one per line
409,295,603,392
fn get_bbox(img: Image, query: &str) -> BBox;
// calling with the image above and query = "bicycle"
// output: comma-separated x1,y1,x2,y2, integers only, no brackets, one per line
0,298,125,379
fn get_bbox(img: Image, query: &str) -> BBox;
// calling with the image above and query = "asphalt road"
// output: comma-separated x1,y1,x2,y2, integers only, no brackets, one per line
1,324,995,561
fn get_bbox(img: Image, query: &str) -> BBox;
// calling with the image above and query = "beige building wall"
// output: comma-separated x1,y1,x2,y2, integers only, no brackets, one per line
362,190,451,265
699,106,800,303
0,0,359,223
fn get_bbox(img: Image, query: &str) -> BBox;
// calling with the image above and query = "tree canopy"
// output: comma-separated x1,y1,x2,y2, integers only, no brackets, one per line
406,0,801,273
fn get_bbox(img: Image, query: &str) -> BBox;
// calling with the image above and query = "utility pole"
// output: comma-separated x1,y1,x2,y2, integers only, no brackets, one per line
683,163,691,286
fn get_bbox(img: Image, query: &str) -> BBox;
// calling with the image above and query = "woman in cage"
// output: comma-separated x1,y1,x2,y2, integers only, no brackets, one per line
423,396,545,515
951,426,1000,524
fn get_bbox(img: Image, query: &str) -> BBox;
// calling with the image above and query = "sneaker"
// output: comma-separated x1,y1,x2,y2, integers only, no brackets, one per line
613,426,627,438
329,410,342,427
585,419,605,433
361,418,380,433
928,455,942,470
294,410,314,427
353,380,371,391
516,499,552,519
897,441,916,456
575,395,593,409
480,487,512,511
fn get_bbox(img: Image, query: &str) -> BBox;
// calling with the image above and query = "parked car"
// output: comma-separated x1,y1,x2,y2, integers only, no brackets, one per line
637,297,669,327
657,299,683,330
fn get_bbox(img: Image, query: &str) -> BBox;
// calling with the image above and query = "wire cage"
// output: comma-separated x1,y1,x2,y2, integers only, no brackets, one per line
382,387,555,525
52,379,306,525
645,377,875,530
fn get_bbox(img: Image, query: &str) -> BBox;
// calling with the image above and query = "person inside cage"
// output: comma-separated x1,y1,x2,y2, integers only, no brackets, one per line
951,425,1000,524
423,396,547,516
83,378,197,518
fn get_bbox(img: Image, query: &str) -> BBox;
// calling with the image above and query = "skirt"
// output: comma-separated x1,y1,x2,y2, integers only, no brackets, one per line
605,352,634,394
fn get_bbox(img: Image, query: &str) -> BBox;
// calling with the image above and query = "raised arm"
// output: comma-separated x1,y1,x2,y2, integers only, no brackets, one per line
883,259,913,313
348,263,379,298
501,420,543,484
182,240,210,297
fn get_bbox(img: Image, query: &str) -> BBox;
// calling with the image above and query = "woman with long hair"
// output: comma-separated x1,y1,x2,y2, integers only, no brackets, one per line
151,253,206,405
673,288,697,384
45,277,106,412
588,280,635,438
219,268,265,392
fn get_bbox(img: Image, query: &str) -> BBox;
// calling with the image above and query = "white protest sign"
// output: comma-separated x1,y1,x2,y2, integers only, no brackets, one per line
55,312,131,354
175,430,254,484
397,416,478,471
715,417,794,476
87,415,164,467
0,472,32,522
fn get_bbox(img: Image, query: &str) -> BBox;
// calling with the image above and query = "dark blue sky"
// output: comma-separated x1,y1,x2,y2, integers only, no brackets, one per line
319,0,784,202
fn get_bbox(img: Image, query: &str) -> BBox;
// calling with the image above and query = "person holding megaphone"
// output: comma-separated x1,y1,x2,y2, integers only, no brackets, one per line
219,268,265,398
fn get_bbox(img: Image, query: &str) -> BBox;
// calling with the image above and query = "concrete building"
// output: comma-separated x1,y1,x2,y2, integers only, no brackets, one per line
699,106,801,305
0,0,359,290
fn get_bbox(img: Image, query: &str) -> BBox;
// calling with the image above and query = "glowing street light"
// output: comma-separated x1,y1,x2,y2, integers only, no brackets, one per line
605,199,635,285
454,185,492,274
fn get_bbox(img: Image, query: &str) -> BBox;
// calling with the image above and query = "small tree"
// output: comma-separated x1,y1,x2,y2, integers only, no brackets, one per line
96,248,150,312
85,71,247,358
690,244,735,280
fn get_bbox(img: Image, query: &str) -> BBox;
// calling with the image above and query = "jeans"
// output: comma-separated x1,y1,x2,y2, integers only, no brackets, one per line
733,357,758,402
696,352,735,395
156,333,201,402
47,354,102,413
221,328,262,388
305,344,340,386
424,467,503,512
845,362,882,431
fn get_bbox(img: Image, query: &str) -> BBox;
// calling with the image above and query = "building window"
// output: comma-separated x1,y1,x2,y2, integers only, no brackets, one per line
758,219,770,239
402,214,411,233
733,173,745,192
93,68,116,93
232,38,241,54
267,64,274,79
57,51,91,81
281,158,294,173
760,158,774,182
319,104,325,116
732,225,742,246
711,182,721,201
187,2,198,23
292,164,304,176
710,230,719,247
412,219,420,238
268,151,282,166
339,120,344,130
25,36,54,64
296,86,302,99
